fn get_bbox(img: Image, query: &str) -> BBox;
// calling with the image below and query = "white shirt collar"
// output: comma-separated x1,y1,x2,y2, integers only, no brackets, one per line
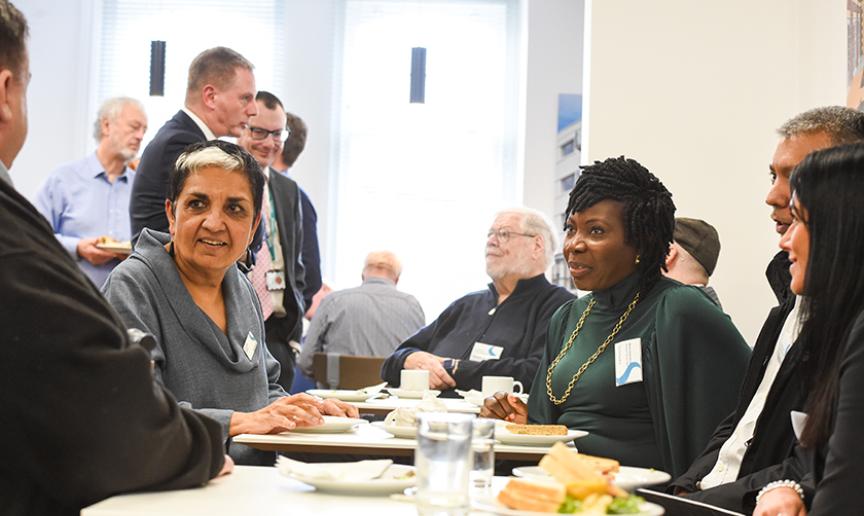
181,107,217,141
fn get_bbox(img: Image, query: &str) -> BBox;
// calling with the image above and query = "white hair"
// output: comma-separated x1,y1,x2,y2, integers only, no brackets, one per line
92,96,145,142
494,207,557,268
175,145,244,174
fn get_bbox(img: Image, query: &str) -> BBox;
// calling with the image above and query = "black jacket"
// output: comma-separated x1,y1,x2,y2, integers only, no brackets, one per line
0,176,224,515
130,110,205,240
669,252,808,512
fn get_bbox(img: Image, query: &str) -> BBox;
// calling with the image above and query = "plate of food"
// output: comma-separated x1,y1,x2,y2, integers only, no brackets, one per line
476,443,663,515
512,465,671,492
95,237,132,254
306,388,386,402
372,421,416,439
386,388,441,399
494,422,588,446
286,415,368,434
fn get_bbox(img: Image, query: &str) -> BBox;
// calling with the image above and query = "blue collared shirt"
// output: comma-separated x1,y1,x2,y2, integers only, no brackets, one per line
34,153,135,287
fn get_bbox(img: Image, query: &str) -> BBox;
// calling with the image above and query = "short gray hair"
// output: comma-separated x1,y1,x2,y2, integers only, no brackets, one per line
777,106,864,145
92,96,144,142
496,207,557,268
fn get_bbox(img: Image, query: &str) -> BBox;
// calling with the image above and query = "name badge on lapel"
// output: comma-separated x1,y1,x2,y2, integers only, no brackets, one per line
469,342,504,362
614,338,643,386
243,331,258,360
265,270,286,291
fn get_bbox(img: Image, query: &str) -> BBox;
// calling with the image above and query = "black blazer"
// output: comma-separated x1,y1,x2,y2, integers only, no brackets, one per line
263,169,306,342
670,252,807,512
130,110,205,240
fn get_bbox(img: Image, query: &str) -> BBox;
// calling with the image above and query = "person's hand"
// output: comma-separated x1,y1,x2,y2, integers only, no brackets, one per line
76,237,118,265
403,351,456,390
480,392,528,424
229,396,324,436
217,455,234,477
753,487,807,516
320,398,360,418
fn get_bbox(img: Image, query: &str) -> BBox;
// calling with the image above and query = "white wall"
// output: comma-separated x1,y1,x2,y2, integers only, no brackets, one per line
583,0,846,342
521,0,584,220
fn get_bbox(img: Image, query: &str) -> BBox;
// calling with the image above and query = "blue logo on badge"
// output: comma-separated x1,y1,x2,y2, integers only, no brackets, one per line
616,361,642,386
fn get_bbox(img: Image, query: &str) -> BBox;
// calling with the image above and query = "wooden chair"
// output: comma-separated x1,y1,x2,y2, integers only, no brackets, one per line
311,353,386,390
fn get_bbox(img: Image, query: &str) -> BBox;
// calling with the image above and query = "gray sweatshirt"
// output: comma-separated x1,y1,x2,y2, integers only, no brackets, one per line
102,229,286,464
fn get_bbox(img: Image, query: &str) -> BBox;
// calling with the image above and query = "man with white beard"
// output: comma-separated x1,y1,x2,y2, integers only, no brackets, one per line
381,208,575,395
35,96,147,286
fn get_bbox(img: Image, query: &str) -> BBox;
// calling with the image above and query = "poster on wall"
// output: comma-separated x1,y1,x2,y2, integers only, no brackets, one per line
848,0,864,109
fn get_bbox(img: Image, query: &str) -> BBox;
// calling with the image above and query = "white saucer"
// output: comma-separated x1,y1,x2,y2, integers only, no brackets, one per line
494,422,588,446
286,416,367,434
286,464,417,495
372,421,417,439
306,389,385,402
387,388,441,399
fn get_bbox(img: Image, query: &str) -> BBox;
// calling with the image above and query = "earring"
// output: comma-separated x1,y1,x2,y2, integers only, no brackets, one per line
635,254,641,265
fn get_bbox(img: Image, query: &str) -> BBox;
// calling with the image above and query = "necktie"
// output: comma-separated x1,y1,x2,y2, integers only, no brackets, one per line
250,192,274,320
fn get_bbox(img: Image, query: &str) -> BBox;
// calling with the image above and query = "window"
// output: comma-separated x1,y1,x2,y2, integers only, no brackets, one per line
331,0,521,320
95,0,286,151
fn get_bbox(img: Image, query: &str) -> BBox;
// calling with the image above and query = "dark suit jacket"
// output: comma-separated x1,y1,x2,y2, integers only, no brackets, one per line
298,187,322,308
130,110,205,240
264,168,306,344
669,252,807,512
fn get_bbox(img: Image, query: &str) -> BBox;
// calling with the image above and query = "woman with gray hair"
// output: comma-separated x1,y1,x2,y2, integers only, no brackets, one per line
103,140,357,465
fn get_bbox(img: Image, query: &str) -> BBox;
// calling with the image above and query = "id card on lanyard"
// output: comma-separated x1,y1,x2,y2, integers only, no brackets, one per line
263,185,285,292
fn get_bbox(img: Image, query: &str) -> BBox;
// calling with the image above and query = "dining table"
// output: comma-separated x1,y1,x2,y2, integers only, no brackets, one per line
350,395,481,416
233,419,575,462
81,465,511,515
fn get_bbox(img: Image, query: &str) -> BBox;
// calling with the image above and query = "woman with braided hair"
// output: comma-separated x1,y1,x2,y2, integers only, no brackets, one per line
481,156,750,477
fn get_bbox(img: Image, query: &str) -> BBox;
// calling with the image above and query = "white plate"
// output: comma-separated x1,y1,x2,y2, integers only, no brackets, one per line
372,421,417,439
511,465,671,491
472,494,664,515
306,389,384,402
387,388,441,399
287,464,416,495
494,423,588,446
286,415,368,434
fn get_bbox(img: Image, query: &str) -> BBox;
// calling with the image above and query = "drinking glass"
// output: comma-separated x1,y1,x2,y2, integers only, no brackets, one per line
415,412,474,516
470,418,496,492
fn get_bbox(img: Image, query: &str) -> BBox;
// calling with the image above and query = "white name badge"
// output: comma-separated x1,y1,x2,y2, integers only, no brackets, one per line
469,342,504,362
243,332,258,360
614,338,643,386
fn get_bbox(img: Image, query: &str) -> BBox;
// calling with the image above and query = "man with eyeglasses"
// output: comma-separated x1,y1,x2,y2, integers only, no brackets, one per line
381,208,575,396
130,46,257,240
237,90,306,391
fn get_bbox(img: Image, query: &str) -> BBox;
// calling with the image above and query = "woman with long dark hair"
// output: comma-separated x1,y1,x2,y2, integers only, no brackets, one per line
754,143,864,515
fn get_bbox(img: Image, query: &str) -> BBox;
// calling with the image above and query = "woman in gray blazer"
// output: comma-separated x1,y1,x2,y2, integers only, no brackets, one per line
103,141,356,465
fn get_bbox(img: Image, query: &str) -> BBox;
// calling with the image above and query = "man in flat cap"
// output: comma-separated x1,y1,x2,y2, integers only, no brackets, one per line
663,217,722,307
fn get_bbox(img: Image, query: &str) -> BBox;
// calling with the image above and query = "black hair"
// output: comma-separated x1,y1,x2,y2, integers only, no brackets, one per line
281,112,308,168
168,140,265,221
565,156,675,292
256,90,284,111
790,143,864,448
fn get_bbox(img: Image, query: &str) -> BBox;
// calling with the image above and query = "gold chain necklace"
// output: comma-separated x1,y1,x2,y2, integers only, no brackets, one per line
545,292,641,405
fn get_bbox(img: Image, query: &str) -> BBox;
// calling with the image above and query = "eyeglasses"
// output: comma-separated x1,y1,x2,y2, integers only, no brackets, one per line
248,126,284,141
487,228,536,243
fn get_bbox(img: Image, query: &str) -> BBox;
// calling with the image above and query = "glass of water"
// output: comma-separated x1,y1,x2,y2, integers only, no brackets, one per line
415,412,474,516
470,418,496,492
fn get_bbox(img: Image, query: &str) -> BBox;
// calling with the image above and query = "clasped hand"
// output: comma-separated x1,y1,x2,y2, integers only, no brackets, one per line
229,393,359,436
403,351,456,389
479,392,528,424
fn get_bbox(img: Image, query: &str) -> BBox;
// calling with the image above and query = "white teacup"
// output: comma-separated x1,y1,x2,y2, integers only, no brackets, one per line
401,369,430,391
481,376,523,399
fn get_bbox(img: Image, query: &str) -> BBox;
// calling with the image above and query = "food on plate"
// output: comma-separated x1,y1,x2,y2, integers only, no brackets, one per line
383,397,447,427
504,423,568,436
498,442,642,513
497,477,565,513
95,236,132,251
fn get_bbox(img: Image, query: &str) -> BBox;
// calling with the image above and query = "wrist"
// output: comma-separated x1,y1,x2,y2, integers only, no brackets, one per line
755,480,804,505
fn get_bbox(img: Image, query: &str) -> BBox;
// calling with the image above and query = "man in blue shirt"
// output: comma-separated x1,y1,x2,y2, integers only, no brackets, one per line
35,96,147,286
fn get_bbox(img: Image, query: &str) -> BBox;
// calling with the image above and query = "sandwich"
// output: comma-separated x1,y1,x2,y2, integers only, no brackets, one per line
496,477,566,513
539,442,627,498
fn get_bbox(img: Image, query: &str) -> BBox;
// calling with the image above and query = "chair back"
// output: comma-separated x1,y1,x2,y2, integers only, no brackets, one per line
312,352,386,389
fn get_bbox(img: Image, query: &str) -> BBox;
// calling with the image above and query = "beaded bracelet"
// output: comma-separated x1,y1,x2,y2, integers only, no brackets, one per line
755,480,805,504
